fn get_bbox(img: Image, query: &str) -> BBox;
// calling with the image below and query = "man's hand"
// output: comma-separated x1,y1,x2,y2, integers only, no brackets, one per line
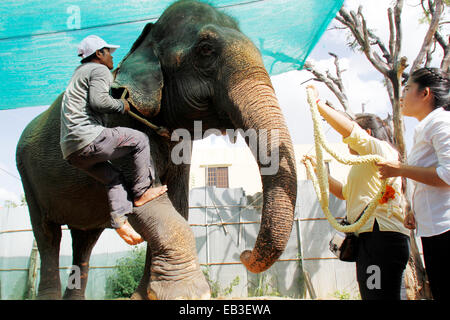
376,160,403,179
121,99,130,113
157,127,171,139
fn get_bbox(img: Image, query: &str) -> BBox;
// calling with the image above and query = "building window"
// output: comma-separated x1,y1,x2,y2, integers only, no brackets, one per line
207,167,229,188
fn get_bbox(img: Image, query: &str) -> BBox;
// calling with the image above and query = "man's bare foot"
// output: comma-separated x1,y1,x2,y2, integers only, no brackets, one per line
116,220,144,245
134,185,168,207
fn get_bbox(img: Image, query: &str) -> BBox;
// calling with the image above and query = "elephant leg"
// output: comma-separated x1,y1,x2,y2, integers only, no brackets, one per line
131,243,152,300
32,219,62,300
21,171,62,300
128,195,210,300
63,228,103,300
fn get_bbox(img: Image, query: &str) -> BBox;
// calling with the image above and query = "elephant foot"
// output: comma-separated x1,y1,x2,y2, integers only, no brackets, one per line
36,287,62,300
147,269,211,300
130,287,149,300
62,289,85,300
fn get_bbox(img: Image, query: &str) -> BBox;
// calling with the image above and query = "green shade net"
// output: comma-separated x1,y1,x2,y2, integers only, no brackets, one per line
0,0,344,110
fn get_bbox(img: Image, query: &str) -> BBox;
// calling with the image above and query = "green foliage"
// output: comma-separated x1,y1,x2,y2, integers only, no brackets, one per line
202,266,240,298
202,267,220,298
333,290,350,300
418,0,449,26
105,247,146,299
20,194,27,206
248,273,281,297
223,276,240,297
3,200,18,208
2,194,27,208
333,290,361,300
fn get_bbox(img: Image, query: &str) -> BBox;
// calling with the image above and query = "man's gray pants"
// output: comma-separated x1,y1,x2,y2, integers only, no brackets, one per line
67,127,154,228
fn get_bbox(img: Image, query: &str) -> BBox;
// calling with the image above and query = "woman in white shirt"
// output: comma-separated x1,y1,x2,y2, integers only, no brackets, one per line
377,67,450,300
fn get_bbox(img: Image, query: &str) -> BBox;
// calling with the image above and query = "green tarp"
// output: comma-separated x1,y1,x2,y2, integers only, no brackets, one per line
0,0,344,110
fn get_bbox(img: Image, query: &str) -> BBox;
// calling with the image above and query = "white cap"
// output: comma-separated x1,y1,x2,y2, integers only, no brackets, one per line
77,35,120,59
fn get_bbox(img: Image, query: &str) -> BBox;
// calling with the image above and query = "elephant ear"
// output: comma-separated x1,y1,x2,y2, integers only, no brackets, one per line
118,22,154,64
114,23,163,118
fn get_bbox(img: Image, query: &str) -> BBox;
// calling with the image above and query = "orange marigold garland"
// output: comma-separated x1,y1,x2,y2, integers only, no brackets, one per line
379,185,396,204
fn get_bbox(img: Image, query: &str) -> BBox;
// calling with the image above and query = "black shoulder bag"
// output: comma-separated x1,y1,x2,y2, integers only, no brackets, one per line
329,205,368,262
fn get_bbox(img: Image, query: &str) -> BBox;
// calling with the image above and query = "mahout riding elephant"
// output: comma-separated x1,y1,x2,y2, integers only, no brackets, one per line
16,0,297,300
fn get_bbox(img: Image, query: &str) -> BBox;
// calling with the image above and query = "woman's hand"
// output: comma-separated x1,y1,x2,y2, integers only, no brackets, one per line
376,160,403,179
378,162,449,187
303,154,345,199
302,154,317,171
305,84,355,138
403,212,416,230
306,84,319,102
302,155,317,181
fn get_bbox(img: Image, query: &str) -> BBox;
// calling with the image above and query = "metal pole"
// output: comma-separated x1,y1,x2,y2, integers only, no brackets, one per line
237,195,243,246
204,168,209,266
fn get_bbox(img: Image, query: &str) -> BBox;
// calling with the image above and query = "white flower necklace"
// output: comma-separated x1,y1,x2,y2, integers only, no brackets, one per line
304,87,399,233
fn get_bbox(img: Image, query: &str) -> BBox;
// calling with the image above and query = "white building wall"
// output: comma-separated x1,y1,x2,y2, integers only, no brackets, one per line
189,139,352,195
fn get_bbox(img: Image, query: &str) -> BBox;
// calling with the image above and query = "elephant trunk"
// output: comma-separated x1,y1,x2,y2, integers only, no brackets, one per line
228,73,297,273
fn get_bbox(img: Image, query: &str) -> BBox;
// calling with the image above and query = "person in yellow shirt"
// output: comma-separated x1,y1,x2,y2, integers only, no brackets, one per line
303,85,410,300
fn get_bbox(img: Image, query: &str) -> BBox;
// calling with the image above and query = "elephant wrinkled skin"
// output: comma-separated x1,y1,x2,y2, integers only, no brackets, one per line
16,0,297,300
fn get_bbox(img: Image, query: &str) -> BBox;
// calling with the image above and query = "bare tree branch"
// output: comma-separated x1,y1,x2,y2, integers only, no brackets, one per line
368,29,392,64
410,0,445,73
435,31,449,51
428,0,449,71
435,28,450,71
425,39,437,67
337,7,390,75
388,8,396,57
328,52,346,93
393,0,404,63
441,46,450,71
303,55,355,118
384,75,395,106
391,56,409,160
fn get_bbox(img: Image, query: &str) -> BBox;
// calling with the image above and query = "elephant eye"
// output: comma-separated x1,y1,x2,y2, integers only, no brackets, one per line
194,40,218,74
198,43,215,57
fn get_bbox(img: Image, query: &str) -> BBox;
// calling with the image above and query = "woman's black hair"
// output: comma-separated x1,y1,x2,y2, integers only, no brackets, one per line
409,67,450,111
80,47,106,64
354,113,395,146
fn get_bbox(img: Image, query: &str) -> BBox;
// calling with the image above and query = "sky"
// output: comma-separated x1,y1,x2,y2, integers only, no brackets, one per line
0,0,448,205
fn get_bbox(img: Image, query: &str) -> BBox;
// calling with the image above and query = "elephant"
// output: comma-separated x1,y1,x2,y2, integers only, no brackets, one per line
16,0,297,300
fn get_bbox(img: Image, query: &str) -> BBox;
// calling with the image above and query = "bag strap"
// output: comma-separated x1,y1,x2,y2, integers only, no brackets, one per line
356,204,370,221
343,204,369,225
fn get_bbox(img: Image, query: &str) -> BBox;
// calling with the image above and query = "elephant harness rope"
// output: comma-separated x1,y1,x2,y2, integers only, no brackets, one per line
121,89,171,139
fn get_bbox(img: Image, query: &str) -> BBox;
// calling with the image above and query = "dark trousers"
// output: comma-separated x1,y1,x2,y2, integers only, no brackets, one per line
421,229,450,300
67,127,154,228
356,220,410,300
